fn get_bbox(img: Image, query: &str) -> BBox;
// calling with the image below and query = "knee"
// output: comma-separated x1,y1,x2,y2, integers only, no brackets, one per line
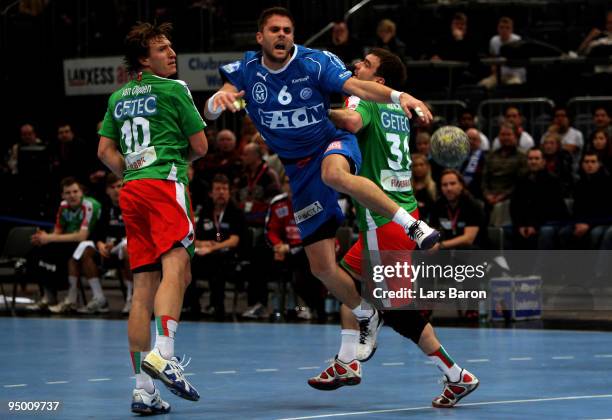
309,261,336,283
321,164,348,190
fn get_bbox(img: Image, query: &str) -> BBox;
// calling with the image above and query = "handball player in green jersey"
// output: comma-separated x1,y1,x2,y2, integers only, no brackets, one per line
308,49,479,408
98,22,207,414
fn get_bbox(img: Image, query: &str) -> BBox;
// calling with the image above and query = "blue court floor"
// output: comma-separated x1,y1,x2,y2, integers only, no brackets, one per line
1,318,611,419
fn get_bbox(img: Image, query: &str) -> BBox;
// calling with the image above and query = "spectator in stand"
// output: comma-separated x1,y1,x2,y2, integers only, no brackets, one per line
578,10,612,57
238,115,258,154
458,110,490,150
415,131,443,182
265,176,326,321
430,169,485,250
7,123,44,175
492,106,535,152
461,128,486,199
510,148,569,249
560,152,612,249
589,106,612,141
93,173,132,314
479,16,526,89
374,19,407,61
327,21,363,65
236,142,281,319
252,132,285,181
587,129,612,173
410,153,436,223
26,177,102,311
541,132,574,196
541,107,584,171
200,129,243,187
482,122,528,225
430,12,480,83
184,174,245,320
51,123,106,196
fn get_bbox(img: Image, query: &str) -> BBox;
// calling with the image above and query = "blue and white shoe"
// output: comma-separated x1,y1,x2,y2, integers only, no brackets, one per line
356,309,383,362
131,387,171,415
141,348,200,401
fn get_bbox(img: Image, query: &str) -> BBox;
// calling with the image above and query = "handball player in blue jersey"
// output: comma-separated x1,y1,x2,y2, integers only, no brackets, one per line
204,7,439,338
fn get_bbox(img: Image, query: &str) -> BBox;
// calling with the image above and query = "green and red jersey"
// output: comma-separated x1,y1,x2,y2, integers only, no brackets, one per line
98,71,206,185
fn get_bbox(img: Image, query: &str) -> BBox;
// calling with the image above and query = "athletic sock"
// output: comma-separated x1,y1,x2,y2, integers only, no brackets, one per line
428,346,462,382
67,276,78,303
155,315,178,359
351,299,374,319
87,277,105,302
392,207,418,231
337,329,359,363
125,280,133,302
131,351,155,393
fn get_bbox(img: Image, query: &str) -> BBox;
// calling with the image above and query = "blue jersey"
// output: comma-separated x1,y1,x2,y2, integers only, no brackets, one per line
219,45,353,159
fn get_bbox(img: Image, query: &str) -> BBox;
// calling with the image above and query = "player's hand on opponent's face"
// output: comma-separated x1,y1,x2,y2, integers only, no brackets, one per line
213,90,246,113
399,93,433,125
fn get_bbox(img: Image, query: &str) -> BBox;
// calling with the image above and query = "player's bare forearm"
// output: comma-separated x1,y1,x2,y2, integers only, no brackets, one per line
329,109,363,133
98,137,126,177
188,131,208,162
48,230,89,243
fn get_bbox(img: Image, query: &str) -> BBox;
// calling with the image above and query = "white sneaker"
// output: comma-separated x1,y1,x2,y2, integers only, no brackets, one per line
77,298,109,314
406,220,440,250
356,309,383,362
121,300,132,314
49,299,77,314
307,357,362,390
131,387,171,415
296,307,313,320
141,348,200,401
242,303,265,319
26,298,50,311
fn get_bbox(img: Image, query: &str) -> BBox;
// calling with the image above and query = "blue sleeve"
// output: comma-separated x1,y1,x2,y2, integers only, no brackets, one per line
315,50,353,94
219,59,245,91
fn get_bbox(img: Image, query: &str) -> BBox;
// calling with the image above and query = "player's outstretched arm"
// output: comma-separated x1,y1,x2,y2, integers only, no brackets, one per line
329,109,363,133
203,82,245,120
98,136,126,178
342,77,433,125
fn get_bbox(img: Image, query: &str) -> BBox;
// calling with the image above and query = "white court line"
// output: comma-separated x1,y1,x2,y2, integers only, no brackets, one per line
466,359,490,363
4,384,27,388
213,370,236,374
184,373,195,377
552,356,575,360
88,378,111,382
256,368,279,372
298,367,321,370
276,394,612,420
510,357,533,361
594,354,612,358
382,362,405,366
424,361,435,364
46,381,69,384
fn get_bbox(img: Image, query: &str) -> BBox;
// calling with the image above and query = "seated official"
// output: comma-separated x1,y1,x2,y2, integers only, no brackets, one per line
185,174,245,319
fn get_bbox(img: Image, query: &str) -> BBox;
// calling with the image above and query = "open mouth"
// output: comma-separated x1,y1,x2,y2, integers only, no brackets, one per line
274,43,286,51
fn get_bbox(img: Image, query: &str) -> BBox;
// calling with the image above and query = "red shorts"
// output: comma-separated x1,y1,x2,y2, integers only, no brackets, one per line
341,209,419,307
119,179,195,271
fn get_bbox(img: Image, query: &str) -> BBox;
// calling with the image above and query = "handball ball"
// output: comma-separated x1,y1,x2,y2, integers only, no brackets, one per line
430,126,470,167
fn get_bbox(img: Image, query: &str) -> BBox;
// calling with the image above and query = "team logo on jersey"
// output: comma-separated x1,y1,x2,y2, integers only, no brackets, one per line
300,87,313,100
222,61,241,73
275,206,289,218
256,71,268,81
252,82,268,104
325,141,342,152
258,103,326,129
294,201,323,224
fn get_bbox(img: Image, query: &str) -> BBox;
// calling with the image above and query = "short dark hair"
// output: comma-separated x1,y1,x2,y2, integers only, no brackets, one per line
106,172,122,187
527,147,543,156
583,150,600,162
368,48,407,90
124,22,173,73
440,169,467,191
60,176,81,190
257,7,295,32
212,173,230,186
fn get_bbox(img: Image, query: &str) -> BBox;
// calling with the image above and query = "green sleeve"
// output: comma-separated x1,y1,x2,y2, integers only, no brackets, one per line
172,83,206,137
98,97,120,140
354,99,374,129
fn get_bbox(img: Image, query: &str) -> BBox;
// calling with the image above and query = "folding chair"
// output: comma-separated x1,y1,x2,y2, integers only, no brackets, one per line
0,226,37,314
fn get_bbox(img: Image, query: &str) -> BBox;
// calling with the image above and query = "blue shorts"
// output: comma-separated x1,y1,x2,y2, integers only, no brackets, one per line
283,130,362,242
